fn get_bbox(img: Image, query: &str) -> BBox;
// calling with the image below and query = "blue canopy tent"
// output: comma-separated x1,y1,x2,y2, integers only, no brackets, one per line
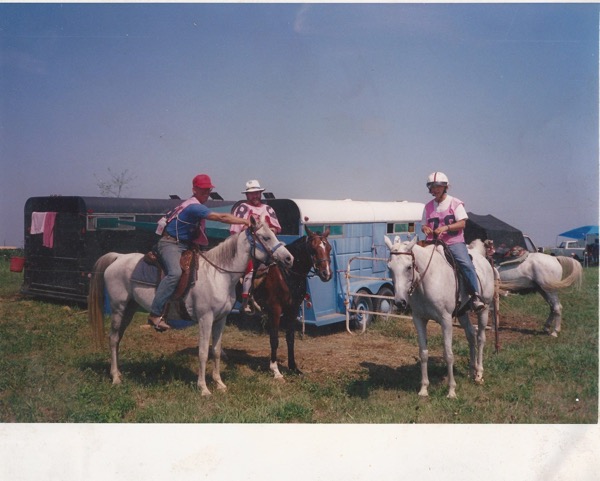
558,225,599,240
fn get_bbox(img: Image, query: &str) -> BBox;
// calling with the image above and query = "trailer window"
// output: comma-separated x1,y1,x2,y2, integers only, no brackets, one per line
387,222,416,234
309,224,343,237
88,215,136,231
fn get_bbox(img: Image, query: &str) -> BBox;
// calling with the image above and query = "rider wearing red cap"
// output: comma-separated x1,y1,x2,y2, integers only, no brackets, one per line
421,172,485,313
148,174,250,332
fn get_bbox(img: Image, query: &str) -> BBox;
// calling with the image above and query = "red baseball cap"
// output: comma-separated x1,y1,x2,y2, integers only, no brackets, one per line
192,174,215,189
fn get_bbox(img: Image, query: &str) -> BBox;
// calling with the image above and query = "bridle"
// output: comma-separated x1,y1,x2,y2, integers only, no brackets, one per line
389,250,419,296
305,234,331,277
245,226,286,264
198,224,286,274
389,241,438,296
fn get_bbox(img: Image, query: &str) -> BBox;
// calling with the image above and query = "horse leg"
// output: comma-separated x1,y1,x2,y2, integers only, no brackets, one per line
197,314,214,396
440,317,457,399
268,306,285,380
457,312,478,384
475,308,489,384
284,308,301,375
210,315,228,392
412,316,430,397
108,301,137,385
539,288,562,337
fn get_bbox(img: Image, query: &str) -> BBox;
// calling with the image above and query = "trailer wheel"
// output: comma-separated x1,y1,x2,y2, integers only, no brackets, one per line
375,286,395,320
352,289,373,330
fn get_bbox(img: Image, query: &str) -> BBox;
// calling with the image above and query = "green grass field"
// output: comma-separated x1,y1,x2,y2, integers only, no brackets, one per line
0,253,597,423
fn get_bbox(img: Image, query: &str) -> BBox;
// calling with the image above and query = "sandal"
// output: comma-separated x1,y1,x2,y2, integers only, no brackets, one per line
147,316,171,332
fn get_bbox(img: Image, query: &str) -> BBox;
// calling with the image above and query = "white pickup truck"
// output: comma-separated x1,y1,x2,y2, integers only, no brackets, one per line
549,240,586,260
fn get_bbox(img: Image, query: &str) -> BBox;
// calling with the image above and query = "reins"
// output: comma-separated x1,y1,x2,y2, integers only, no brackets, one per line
197,226,285,275
282,234,331,279
390,239,439,296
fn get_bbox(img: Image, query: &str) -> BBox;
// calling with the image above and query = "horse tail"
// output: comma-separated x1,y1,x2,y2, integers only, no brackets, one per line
88,252,120,348
542,256,583,290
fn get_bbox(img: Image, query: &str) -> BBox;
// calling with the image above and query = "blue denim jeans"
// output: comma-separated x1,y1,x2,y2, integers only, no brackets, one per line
447,242,480,295
150,237,187,317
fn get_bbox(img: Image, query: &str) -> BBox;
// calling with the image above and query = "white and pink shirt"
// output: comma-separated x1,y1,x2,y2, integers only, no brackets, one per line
422,195,468,245
229,202,281,235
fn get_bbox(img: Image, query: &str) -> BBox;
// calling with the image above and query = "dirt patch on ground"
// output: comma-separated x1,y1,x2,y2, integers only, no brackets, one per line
130,308,547,384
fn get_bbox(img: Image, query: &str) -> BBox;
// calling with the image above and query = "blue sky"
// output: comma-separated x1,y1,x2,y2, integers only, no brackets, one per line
1,3,598,247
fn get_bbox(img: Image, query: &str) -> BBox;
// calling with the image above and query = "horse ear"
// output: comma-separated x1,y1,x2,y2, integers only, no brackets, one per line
323,227,330,237
384,236,394,250
250,215,258,229
407,236,418,249
258,213,268,227
304,225,313,236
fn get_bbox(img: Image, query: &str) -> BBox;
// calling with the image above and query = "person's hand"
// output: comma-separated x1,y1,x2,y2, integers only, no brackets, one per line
422,226,433,236
433,225,449,237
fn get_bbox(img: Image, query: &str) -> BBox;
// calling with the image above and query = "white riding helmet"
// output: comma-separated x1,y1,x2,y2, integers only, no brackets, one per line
426,172,449,189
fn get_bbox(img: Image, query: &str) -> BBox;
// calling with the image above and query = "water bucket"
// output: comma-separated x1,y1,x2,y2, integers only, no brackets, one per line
10,256,25,273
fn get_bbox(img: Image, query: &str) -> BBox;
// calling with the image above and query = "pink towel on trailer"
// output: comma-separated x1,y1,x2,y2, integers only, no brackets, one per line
31,212,47,234
42,212,57,248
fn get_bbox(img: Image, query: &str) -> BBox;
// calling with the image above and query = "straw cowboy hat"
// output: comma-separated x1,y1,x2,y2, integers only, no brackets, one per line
242,179,265,193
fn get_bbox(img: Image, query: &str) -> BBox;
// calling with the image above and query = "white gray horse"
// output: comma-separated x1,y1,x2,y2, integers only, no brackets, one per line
88,215,293,396
385,236,497,399
497,253,583,337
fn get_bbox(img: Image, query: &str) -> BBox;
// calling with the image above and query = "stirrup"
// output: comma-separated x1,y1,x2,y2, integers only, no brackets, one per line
471,295,485,313
147,316,171,332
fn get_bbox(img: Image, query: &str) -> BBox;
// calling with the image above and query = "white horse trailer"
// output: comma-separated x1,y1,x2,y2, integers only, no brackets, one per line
222,198,424,328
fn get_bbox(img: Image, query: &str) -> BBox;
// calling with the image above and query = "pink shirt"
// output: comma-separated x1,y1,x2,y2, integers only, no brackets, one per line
423,195,467,245
229,202,281,235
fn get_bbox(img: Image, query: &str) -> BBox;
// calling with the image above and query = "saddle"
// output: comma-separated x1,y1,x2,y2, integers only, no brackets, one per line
418,239,476,317
140,248,199,301
491,243,529,267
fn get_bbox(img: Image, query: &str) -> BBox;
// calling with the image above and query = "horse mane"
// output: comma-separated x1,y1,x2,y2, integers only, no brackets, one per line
202,232,240,268
285,236,307,258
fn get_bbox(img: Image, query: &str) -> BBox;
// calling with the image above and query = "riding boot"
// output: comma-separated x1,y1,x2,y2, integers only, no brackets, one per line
471,293,485,313
147,315,171,332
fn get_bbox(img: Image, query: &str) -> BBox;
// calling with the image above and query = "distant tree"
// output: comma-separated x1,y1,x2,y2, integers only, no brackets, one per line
94,168,136,197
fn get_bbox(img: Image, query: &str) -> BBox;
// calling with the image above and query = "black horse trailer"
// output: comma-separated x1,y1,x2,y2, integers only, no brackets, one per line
21,196,232,304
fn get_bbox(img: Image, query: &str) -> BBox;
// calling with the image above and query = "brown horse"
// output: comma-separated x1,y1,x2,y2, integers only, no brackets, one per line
252,226,332,379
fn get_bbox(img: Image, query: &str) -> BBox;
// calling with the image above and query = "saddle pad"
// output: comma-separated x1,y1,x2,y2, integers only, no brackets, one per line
131,258,161,286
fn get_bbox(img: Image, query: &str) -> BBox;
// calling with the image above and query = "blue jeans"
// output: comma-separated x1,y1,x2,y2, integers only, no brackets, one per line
150,237,187,317
447,242,480,295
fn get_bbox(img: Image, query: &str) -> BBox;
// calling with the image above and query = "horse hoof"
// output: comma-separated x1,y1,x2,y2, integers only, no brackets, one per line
200,389,212,397
550,331,559,338
447,392,457,399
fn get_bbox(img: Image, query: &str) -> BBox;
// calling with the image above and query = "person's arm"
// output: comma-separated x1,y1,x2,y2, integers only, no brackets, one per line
433,219,466,237
207,212,251,227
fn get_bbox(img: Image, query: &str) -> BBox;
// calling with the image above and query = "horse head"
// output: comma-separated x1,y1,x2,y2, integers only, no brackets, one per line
304,225,333,282
249,214,294,268
385,235,418,311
